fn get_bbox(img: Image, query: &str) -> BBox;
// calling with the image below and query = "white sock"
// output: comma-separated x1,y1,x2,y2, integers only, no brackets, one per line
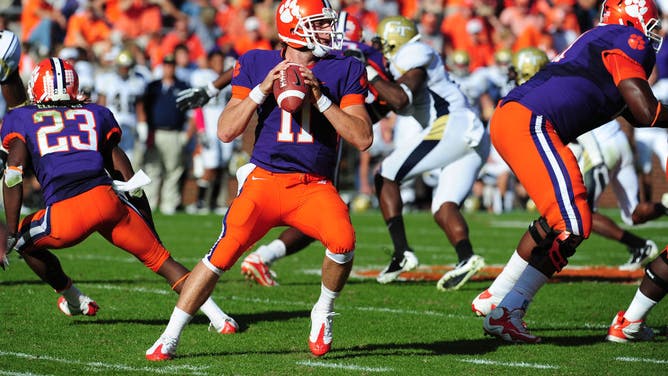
313,283,339,313
60,282,84,307
200,297,231,325
500,265,549,311
256,239,287,265
488,250,528,298
163,307,193,340
624,290,658,322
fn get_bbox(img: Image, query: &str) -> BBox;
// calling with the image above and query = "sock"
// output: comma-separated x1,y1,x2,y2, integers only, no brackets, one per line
255,239,287,265
386,216,409,256
200,297,231,328
313,283,339,313
196,179,209,205
60,282,84,307
454,239,474,263
624,290,658,321
163,307,193,340
500,265,549,311
620,231,647,250
488,250,528,298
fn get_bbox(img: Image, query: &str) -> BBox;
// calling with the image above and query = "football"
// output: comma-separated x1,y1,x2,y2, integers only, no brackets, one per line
273,64,309,113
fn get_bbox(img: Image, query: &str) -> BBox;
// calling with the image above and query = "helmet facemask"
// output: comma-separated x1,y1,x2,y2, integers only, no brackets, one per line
279,4,343,57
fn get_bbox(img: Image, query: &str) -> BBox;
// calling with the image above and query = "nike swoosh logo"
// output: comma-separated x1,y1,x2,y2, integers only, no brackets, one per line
293,71,301,86
251,176,267,181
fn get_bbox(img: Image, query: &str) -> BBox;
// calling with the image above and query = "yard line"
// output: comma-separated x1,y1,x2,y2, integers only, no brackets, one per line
615,356,668,365
459,358,558,369
0,351,210,375
296,360,392,372
0,371,51,376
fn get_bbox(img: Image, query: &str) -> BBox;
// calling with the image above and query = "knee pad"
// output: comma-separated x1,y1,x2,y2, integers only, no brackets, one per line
528,217,583,272
645,250,668,292
326,249,354,264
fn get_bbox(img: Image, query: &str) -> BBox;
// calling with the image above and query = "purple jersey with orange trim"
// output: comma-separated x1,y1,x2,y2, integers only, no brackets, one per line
502,25,655,143
232,49,367,180
341,40,389,80
1,103,119,205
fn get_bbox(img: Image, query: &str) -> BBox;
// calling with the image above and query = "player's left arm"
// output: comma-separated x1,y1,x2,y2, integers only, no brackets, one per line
3,137,27,236
368,67,426,112
300,66,373,151
1,70,28,109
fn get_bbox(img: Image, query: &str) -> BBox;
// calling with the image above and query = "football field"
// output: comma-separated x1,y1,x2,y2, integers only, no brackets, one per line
0,209,666,375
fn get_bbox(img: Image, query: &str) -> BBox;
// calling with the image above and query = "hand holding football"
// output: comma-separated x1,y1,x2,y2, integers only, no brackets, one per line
273,64,309,113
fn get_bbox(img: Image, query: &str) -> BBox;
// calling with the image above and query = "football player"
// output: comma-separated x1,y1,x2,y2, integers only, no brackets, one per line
1,58,238,335
365,16,490,291
145,0,372,360
473,0,668,343
239,11,391,287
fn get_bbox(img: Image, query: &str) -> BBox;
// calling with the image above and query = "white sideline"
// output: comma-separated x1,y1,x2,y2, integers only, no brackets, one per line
615,356,668,364
0,371,50,376
0,351,210,375
296,360,392,372
459,358,558,369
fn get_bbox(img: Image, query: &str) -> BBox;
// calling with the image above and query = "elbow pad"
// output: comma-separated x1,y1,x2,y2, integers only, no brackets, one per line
4,165,23,187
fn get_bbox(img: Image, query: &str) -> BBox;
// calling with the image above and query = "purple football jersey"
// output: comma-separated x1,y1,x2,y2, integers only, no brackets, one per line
1,103,119,205
232,49,367,179
341,40,389,78
502,25,655,143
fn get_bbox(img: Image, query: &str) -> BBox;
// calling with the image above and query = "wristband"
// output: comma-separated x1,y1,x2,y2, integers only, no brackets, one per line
205,82,220,97
316,95,333,113
248,85,267,105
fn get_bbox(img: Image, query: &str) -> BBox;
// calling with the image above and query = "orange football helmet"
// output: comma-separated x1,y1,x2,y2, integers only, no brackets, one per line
276,0,343,57
600,0,662,51
28,58,79,103
338,11,363,42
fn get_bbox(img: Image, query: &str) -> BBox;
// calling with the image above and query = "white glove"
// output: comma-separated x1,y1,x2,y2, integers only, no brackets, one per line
112,170,151,198
176,82,220,111
136,121,148,143
366,65,379,83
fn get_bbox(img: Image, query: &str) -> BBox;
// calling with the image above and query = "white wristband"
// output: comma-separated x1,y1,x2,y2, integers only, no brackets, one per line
205,82,220,97
316,95,333,113
248,85,267,105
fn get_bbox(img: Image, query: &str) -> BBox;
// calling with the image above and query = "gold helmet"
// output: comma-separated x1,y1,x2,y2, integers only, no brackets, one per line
446,49,470,77
512,47,548,85
115,50,134,68
375,16,419,59
494,48,512,66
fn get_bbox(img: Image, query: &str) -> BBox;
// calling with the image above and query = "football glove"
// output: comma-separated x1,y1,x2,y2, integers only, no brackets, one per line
176,82,219,111
2,233,17,271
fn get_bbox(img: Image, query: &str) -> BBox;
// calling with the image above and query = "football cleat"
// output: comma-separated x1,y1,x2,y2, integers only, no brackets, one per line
376,250,419,284
437,255,486,291
619,240,659,271
241,253,278,287
145,335,179,361
483,307,541,344
309,308,337,357
57,295,99,316
606,311,655,343
208,315,239,334
471,289,503,317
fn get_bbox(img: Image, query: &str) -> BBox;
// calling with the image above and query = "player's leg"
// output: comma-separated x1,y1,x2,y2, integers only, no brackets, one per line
241,226,315,286
608,247,668,342
481,102,591,343
146,165,279,360
435,134,489,291
284,180,355,356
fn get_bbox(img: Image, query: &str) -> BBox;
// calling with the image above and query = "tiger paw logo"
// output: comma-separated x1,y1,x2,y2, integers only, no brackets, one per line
623,0,649,20
279,0,300,24
628,33,646,50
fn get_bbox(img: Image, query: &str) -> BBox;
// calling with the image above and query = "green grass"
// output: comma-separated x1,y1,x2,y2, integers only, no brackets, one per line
0,208,666,375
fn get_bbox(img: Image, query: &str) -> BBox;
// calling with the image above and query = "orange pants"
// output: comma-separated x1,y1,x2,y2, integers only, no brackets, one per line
18,185,170,272
490,102,591,237
206,166,355,270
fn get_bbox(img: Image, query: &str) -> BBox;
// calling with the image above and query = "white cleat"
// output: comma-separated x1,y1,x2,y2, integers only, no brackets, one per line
376,250,419,284
471,289,503,317
437,255,485,291
145,335,179,361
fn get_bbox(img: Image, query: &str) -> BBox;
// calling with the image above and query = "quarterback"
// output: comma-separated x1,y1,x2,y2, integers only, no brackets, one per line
146,0,372,360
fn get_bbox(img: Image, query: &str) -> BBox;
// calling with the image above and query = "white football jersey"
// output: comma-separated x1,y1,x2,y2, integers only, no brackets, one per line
95,70,147,127
190,68,231,129
388,41,472,128
0,30,20,82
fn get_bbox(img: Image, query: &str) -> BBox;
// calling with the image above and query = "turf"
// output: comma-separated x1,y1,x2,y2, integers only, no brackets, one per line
0,208,666,375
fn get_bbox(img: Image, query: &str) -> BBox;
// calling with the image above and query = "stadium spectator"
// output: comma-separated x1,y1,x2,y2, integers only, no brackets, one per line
233,16,273,55
21,0,68,56
160,17,207,68
63,2,112,51
473,0,668,344
0,57,237,336
142,54,193,215
367,16,490,292
145,0,372,360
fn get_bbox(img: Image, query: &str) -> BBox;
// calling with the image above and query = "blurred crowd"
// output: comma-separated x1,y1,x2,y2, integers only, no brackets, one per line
1,0,667,215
